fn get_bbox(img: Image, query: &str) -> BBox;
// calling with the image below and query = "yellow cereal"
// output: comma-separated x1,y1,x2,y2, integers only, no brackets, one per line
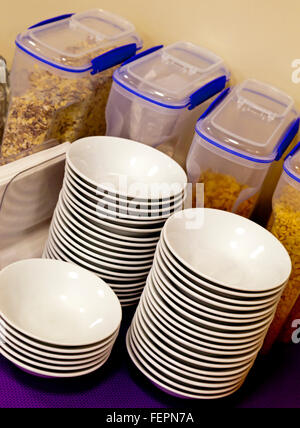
262,184,300,352
197,169,258,218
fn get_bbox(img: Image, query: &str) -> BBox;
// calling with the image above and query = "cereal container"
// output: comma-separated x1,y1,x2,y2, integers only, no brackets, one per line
106,43,230,162
187,80,299,218
0,56,9,143
1,10,143,160
262,143,300,351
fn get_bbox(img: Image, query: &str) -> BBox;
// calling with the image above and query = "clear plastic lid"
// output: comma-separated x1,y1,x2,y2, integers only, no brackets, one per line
197,79,299,162
114,42,230,108
16,9,143,72
284,142,300,184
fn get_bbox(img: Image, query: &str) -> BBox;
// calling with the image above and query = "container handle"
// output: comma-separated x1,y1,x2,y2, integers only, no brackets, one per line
188,76,228,111
122,45,164,66
276,118,300,161
29,14,74,30
91,44,138,75
197,87,231,120
285,140,300,161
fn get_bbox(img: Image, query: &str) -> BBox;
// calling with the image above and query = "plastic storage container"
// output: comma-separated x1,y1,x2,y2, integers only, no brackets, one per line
262,143,300,351
1,9,143,160
106,43,230,161
187,80,299,218
0,56,9,143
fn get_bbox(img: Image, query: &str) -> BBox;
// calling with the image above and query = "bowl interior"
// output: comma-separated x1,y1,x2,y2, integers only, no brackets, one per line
164,209,292,292
67,137,187,199
0,260,122,347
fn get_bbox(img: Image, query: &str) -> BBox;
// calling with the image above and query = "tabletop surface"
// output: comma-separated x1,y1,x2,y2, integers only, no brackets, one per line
0,307,299,409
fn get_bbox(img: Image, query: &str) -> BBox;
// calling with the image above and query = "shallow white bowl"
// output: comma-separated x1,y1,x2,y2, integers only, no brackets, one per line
129,322,249,388
151,264,275,324
0,316,119,355
157,241,283,306
62,189,163,239
153,252,277,319
0,346,111,379
46,236,151,279
49,223,153,272
160,238,285,306
66,164,185,210
163,209,291,293
57,201,158,251
0,259,122,347
54,209,156,261
65,172,184,220
0,322,118,360
67,137,187,201
127,331,245,400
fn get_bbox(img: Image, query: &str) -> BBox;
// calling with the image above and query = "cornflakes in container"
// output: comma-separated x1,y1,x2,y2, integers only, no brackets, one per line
187,80,299,218
106,42,230,165
1,10,143,160
263,142,300,351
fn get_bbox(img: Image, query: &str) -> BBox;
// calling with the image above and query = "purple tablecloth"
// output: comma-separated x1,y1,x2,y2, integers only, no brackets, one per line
0,307,299,408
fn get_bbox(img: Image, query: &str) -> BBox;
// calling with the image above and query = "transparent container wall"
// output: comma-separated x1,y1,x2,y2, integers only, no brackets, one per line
0,154,65,269
106,82,196,160
187,133,270,218
1,49,114,160
262,171,300,352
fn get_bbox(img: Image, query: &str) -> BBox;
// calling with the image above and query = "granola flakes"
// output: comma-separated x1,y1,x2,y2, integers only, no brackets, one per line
1,66,113,159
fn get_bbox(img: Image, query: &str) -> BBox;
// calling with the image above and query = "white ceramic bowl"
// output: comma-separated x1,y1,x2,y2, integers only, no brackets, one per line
63,187,164,234
151,264,276,323
163,209,292,293
57,201,158,251
0,345,111,379
0,260,122,347
62,189,163,239
54,209,156,261
67,137,187,201
153,252,277,319
65,172,184,219
65,164,185,210
127,331,246,400
160,233,285,301
47,234,151,279
129,323,249,388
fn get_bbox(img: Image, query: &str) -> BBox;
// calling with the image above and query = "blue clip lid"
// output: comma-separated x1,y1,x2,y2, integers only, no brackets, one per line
284,141,300,184
15,9,143,74
196,79,299,164
113,42,230,110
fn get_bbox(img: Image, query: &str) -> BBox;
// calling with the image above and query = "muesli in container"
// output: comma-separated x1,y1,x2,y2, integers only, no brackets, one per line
187,80,299,218
263,143,300,351
1,9,143,160
106,43,230,162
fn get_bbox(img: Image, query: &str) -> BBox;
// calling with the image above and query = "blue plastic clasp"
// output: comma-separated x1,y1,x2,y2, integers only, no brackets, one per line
29,14,74,30
276,118,300,161
122,45,164,66
91,44,137,75
197,87,231,120
285,140,300,161
188,76,227,111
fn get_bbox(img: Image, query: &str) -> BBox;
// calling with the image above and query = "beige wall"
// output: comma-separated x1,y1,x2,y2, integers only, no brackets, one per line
1,0,300,107
1,0,299,220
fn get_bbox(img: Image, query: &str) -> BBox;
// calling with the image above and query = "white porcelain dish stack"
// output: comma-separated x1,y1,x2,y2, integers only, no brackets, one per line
127,208,292,399
43,137,187,306
0,259,122,379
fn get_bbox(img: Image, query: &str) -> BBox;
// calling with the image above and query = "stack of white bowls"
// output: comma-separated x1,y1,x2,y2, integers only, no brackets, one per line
44,137,187,306
0,259,122,379
127,209,292,399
